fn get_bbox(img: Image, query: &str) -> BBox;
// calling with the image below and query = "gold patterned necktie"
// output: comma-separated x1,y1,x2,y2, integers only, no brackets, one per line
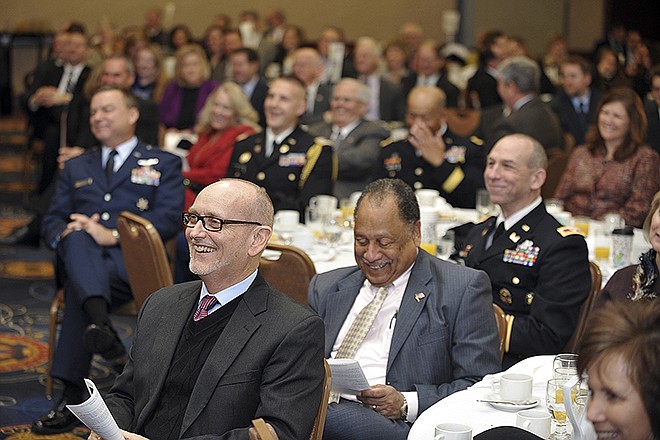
329,286,390,403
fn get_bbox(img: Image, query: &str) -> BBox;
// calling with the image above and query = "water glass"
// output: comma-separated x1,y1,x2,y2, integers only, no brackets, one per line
436,229,455,260
546,379,571,440
475,189,493,219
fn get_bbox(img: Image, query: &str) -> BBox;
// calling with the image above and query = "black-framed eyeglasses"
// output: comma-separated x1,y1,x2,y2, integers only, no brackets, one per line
182,212,262,232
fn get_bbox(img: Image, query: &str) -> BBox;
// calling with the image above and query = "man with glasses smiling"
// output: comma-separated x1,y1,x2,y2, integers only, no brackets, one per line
97,178,325,440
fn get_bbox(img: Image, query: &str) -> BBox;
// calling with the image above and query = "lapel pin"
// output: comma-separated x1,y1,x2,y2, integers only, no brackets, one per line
415,292,425,302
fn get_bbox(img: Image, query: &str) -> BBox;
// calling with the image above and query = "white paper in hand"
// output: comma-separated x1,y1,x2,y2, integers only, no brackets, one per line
327,358,370,394
66,378,123,440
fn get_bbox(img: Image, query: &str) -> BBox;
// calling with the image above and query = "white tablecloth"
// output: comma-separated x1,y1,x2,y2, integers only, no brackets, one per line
407,356,554,440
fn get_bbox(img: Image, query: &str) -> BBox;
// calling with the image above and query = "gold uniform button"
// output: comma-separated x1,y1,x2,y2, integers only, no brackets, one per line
414,167,423,176
526,292,534,305
238,151,252,164
388,171,396,177
414,181,423,189
512,277,520,285
289,138,297,145
101,212,110,221
279,144,290,154
254,145,262,154
256,172,266,181
104,193,112,202
499,288,513,305
288,173,296,181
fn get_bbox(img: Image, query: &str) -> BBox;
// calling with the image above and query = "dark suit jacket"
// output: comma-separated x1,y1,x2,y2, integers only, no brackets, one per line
300,82,333,126
400,72,461,108
466,66,502,109
644,99,660,155
463,203,591,366
308,119,389,199
550,89,602,146
379,77,405,122
482,97,565,152
308,250,502,414
106,275,326,440
249,78,269,128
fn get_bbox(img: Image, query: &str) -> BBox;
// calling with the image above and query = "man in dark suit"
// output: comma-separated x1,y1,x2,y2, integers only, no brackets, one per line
481,56,564,153
550,56,602,146
309,178,501,440
27,27,91,195
32,86,184,434
353,37,405,123
466,30,507,109
461,134,591,368
98,178,325,440
309,78,389,199
379,86,486,208
644,66,660,155
230,47,268,128
292,47,334,126
229,76,336,215
400,41,460,108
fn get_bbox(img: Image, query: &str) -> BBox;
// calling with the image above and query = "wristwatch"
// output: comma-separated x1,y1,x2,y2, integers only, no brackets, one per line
111,228,120,244
399,395,408,421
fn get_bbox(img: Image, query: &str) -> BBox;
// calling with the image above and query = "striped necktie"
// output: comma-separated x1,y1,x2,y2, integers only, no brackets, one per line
328,286,389,403
193,295,219,321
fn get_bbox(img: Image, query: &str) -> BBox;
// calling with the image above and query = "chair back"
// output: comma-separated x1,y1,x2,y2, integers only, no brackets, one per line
116,211,174,311
250,359,331,440
259,242,316,305
541,150,569,199
564,261,602,352
492,303,507,361
446,108,481,137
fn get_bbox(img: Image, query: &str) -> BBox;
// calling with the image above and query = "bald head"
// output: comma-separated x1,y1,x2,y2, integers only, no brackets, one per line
406,86,447,133
292,47,323,85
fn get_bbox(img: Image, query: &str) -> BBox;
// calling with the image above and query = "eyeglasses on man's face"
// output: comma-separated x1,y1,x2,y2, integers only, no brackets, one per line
182,212,262,232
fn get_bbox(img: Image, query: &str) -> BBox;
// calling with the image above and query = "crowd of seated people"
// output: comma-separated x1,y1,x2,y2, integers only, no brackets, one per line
6,8,660,439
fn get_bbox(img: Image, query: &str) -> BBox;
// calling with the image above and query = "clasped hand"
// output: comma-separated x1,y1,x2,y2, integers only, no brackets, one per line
64,213,116,246
357,384,404,419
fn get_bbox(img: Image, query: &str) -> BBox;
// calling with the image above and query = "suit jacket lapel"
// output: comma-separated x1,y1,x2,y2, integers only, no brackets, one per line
323,272,365,355
180,277,268,434
387,252,433,372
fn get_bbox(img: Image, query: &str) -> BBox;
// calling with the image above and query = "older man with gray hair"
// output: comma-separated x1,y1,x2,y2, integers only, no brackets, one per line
309,78,389,198
480,55,564,152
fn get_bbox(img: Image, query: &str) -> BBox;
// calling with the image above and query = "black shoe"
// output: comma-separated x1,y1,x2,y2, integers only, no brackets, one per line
31,398,81,434
0,225,40,247
83,323,127,361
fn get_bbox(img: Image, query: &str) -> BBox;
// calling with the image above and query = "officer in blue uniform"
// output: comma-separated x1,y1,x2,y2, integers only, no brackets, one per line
230,76,336,214
34,85,184,434
378,86,485,208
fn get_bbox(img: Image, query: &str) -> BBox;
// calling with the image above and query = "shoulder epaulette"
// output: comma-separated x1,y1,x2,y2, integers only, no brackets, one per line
314,136,333,147
556,226,585,237
236,133,250,142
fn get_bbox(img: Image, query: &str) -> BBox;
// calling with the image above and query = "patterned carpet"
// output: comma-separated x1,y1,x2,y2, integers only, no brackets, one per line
0,116,135,439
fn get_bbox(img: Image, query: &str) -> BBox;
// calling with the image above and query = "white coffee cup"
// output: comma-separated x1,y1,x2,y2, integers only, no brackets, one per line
434,423,472,440
500,373,533,402
416,188,440,207
516,409,551,439
274,210,299,231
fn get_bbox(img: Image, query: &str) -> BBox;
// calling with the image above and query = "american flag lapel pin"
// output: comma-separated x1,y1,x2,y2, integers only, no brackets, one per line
415,292,425,302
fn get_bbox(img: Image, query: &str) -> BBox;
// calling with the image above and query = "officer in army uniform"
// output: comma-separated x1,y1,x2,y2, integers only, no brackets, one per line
462,134,591,368
378,86,485,208
230,75,336,214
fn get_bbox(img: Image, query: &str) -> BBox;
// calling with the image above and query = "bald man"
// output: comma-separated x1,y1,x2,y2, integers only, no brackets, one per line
378,86,486,208
101,178,325,440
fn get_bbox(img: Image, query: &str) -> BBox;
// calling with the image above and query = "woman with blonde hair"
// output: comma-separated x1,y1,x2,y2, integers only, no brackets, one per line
159,44,218,132
132,44,169,103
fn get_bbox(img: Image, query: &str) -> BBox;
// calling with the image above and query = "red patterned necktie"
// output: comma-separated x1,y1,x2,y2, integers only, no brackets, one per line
193,295,219,321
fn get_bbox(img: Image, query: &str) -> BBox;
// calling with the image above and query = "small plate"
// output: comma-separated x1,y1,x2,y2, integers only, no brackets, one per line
482,393,540,412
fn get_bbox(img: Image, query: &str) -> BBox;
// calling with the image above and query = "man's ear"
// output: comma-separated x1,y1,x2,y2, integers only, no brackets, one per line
248,226,272,257
530,167,547,191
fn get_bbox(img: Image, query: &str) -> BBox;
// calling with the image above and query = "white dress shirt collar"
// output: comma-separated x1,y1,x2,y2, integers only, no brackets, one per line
199,269,259,316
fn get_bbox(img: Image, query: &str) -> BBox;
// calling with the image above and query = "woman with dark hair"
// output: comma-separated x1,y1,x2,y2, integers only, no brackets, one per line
555,87,660,227
596,190,660,308
577,300,660,440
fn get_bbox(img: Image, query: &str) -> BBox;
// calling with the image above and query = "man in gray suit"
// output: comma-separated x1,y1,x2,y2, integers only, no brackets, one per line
480,56,564,153
309,78,389,199
99,179,325,440
308,178,501,440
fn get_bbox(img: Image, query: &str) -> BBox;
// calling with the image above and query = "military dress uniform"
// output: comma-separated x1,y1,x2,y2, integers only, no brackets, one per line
462,203,591,367
229,125,337,213
41,140,184,387
378,129,486,208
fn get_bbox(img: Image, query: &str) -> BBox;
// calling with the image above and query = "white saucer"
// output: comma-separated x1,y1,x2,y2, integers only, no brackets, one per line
482,393,540,412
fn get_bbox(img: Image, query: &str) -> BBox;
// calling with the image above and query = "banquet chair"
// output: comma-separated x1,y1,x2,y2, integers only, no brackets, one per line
564,261,602,352
541,150,569,199
492,303,507,361
446,108,481,137
259,242,316,305
250,359,331,440
45,212,173,397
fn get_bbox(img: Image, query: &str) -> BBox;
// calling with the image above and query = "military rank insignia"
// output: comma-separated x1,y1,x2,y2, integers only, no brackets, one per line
503,239,539,266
